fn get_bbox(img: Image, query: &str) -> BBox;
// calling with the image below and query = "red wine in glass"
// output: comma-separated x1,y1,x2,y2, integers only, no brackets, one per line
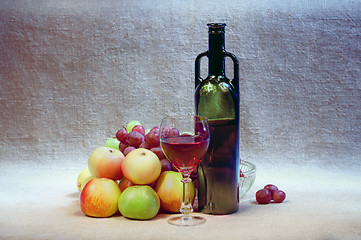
160,115,210,226
161,135,209,175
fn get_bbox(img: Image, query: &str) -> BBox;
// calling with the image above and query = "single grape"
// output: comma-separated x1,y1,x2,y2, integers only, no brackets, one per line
123,146,136,156
168,128,180,137
256,189,272,204
150,125,160,132
126,120,142,133
119,142,129,153
264,184,278,199
116,128,128,144
160,126,171,138
150,147,165,160
273,190,286,203
139,141,151,149
145,130,160,147
160,158,172,172
126,131,144,148
132,125,145,136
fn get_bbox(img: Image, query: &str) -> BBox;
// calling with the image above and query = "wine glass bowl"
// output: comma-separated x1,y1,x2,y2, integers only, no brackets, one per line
160,115,210,226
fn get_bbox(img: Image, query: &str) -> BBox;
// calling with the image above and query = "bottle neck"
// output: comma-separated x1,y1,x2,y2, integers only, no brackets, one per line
208,23,226,76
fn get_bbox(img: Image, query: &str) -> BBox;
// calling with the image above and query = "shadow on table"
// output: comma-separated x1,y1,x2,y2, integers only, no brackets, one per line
66,192,79,199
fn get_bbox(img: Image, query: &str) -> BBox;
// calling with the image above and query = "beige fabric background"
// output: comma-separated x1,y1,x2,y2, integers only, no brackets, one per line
1,0,360,170
0,1,361,239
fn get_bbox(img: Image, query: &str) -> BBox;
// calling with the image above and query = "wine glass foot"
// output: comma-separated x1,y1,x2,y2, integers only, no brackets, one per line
167,215,206,226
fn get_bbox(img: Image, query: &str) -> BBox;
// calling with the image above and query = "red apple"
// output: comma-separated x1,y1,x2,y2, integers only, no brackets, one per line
154,171,195,213
80,178,121,218
122,148,161,185
88,147,125,181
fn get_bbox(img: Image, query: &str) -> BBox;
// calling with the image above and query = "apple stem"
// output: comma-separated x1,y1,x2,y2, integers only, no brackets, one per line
180,175,193,218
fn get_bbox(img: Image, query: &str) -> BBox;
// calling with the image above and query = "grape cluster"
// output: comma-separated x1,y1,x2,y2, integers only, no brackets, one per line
115,124,172,172
255,184,286,204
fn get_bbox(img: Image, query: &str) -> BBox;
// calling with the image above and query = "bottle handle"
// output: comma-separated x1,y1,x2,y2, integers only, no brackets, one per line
224,51,239,92
195,51,208,88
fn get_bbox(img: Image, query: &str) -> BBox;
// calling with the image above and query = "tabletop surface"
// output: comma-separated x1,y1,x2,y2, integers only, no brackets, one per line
1,163,360,240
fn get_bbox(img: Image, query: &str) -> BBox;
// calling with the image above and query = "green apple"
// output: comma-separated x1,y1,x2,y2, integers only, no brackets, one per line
118,185,160,220
80,178,121,218
122,148,161,185
88,147,125,181
105,137,120,150
181,131,193,135
126,120,142,133
77,167,94,192
154,171,195,213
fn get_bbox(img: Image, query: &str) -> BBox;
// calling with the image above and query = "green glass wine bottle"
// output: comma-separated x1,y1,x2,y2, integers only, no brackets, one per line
195,23,240,214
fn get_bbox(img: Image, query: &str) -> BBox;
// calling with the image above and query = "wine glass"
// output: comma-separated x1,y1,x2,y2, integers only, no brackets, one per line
160,115,210,226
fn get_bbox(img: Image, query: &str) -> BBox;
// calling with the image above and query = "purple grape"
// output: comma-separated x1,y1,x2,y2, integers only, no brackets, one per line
145,130,160,147
126,131,144,148
256,189,272,204
139,141,151,149
116,128,128,144
168,128,180,137
150,147,165,160
264,184,278,199
119,142,129,153
123,146,136,156
160,126,171,138
273,190,286,203
132,125,145,136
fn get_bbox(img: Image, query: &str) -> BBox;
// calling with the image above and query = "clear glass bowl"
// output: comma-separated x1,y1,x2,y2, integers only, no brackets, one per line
239,160,256,198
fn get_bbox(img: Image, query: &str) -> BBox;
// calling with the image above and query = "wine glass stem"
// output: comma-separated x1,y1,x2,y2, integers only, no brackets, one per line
180,174,193,219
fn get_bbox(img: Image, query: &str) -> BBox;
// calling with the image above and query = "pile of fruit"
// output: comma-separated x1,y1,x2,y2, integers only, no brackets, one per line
77,120,195,220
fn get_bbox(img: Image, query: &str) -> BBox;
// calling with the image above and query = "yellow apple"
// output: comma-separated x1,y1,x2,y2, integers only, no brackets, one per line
154,171,195,213
80,178,121,218
76,167,94,192
88,147,125,181
122,148,161,185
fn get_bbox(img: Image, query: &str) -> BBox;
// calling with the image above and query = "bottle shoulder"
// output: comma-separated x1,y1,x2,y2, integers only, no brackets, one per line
196,76,237,97
195,76,238,120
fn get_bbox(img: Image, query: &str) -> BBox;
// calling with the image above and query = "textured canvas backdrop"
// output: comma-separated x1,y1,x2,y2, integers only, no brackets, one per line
1,0,360,170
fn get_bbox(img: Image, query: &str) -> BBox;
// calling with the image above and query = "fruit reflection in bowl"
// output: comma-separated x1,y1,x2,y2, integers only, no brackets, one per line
239,160,256,198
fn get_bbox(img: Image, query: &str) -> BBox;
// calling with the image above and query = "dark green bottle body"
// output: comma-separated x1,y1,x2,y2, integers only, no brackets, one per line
195,23,240,214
